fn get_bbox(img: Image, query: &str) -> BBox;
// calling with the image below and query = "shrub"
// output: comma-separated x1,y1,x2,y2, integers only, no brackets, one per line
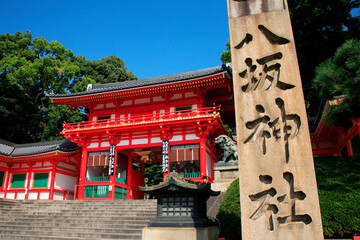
216,178,241,240
314,155,360,238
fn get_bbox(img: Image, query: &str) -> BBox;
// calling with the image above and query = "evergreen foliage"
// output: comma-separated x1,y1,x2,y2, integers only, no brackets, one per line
0,31,137,143
220,41,231,64
313,39,360,128
315,155,360,238
216,178,241,240
216,156,360,238
144,163,163,186
73,55,137,92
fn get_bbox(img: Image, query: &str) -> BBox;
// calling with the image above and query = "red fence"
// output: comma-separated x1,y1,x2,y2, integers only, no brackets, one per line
63,106,221,132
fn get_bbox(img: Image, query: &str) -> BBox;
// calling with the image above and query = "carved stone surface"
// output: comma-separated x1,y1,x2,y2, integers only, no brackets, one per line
226,0,323,239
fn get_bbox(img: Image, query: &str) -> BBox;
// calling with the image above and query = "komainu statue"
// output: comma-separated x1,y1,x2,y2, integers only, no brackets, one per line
215,135,238,162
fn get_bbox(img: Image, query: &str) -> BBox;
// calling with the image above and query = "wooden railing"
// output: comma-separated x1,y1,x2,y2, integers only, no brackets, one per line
63,106,221,132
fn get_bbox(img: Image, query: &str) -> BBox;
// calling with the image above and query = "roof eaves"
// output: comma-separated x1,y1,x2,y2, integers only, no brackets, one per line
48,65,230,99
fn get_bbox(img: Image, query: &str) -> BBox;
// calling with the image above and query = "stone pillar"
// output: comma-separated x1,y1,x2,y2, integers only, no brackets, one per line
226,0,323,239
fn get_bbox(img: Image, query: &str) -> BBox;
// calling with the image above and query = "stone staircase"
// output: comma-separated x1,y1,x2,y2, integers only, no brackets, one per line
0,198,157,240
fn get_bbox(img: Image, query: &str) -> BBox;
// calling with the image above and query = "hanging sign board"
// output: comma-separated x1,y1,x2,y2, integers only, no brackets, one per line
109,144,115,176
162,140,169,173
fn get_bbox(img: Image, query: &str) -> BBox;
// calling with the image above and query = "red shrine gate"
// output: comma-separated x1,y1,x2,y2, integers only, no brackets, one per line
50,65,234,200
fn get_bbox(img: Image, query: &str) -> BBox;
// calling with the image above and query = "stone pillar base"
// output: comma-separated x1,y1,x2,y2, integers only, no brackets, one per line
142,226,219,240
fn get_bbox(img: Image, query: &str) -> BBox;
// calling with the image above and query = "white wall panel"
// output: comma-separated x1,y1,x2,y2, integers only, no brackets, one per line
101,142,110,147
170,135,183,142
117,140,129,146
39,191,49,200
6,192,15,199
53,192,64,200
17,192,25,200
28,192,38,200
88,142,99,148
151,137,162,143
54,173,76,191
185,134,199,140
132,138,148,145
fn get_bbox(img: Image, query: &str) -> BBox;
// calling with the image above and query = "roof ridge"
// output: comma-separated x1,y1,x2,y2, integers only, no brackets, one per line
12,139,68,149
48,65,230,99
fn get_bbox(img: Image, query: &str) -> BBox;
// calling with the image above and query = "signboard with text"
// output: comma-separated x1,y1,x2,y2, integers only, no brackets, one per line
109,144,115,176
162,140,169,173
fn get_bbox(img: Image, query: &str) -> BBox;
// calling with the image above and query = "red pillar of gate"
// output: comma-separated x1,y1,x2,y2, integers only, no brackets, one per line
25,163,33,200
127,152,133,200
49,161,57,200
200,137,207,180
78,149,88,199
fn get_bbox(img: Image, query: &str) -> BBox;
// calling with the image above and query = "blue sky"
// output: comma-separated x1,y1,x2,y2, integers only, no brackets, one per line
0,0,230,79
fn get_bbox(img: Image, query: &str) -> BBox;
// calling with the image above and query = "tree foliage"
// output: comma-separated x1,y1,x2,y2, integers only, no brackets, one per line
220,41,231,64
313,39,360,127
0,31,83,143
289,0,360,113
73,55,137,92
0,31,137,143
220,0,360,114
144,163,163,186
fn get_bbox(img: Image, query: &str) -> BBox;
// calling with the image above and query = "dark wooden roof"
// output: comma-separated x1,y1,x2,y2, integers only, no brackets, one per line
0,139,80,157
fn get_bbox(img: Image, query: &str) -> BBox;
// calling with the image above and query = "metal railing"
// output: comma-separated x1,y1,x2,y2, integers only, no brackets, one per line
62,106,221,132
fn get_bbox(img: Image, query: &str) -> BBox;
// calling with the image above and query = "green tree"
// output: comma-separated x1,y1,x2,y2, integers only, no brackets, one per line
313,39,360,128
0,31,83,143
73,55,137,92
144,163,163,186
220,41,231,64
0,32,138,143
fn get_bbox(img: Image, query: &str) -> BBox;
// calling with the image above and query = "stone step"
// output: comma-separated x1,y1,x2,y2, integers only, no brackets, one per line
2,210,156,218
0,233,141,240
0,198,156,239
0,229,142,239
0,234,139,240
0,219,150,227
0,216,155,223
0,205,156,211
0,225,143,234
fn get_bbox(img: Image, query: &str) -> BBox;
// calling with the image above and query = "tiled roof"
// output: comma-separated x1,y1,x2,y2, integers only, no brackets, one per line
0,139,80,158
48,65,231,98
